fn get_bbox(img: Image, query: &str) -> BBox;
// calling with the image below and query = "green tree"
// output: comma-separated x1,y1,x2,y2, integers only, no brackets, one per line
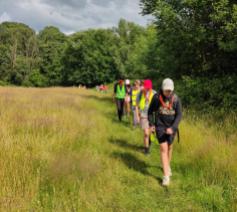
62,29,121,87
0,22,39,85
140,0,237,78
38,26,67,86
114,19,151,78
123,25,157,78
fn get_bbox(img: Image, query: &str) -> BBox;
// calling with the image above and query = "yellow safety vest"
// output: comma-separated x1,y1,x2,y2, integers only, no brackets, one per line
139,91,154,111
131,89,140,106
115,84,126,99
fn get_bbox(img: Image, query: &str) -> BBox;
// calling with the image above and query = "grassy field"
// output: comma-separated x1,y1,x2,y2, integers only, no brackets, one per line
0,87,236,211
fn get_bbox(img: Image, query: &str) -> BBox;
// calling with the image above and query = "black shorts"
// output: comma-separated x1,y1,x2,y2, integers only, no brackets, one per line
156,130,176,145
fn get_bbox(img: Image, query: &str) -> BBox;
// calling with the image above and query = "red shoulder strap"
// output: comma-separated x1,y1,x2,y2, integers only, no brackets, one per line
159,94,174,110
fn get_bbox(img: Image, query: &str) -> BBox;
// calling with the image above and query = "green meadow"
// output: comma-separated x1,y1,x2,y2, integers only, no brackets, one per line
0,87,236,211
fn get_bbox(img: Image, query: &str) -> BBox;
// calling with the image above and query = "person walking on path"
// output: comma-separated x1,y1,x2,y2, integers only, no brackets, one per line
148,78,182,186
124,79,132,119
131,80,141,127
136,79,156,155
113,79,126,122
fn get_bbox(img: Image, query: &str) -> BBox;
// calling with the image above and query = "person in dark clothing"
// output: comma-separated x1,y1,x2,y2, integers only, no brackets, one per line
148,78,182,186
124,79,132,119
113,80,126,121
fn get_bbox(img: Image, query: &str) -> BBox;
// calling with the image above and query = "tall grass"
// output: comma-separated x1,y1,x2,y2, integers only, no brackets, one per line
0,87,236,211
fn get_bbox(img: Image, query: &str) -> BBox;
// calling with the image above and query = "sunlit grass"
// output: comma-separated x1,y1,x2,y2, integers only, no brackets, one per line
0,87,236,211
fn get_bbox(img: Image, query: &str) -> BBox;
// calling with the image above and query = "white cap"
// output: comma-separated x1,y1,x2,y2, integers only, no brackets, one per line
125,79,130,85
162,78,174,91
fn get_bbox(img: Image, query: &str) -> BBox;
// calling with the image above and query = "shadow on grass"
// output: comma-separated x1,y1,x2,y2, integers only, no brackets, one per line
112,151,149,175
80,94,112,105
110,138,165,185
112,118,133,129
109,137,143,152
81,94,132,127
112,151,162,184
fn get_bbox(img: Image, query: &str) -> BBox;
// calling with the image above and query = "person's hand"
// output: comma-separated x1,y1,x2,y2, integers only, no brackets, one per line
150,126,156,133
166,128,174,135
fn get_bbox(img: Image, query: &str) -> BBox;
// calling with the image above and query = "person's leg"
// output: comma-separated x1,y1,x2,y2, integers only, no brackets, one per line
127,101,131,117
126,102,130,118
123,100,126,116
168,143,173,176
116,99,122,121
120,99,124,120
133,109,135,125
125,101,129,117
132,108,136,126
115,99,120,121
144,128,150,147
144,127,150,154
168,144,173,164
126,102,129,116
124,99,127,115
160,142,169,177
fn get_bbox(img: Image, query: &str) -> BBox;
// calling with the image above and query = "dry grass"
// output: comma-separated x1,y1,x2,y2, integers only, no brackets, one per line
0,86,236,211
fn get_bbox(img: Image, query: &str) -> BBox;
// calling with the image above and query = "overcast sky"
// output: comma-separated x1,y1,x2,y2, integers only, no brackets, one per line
0,0,152,34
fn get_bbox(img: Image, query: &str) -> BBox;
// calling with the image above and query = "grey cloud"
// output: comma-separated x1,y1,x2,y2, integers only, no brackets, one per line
41,0,88,9
91,0,127,8
0,0,151,33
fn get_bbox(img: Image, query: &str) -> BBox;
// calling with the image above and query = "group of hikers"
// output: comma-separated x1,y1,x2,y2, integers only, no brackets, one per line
96,84,109,93
113,78,182,186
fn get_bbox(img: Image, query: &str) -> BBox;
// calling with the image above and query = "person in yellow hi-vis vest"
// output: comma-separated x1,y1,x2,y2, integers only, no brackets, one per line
131,80,141,126
136,79,156,155
113,79,126,121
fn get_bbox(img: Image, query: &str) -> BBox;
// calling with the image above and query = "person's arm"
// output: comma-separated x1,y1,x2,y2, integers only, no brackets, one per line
171,97,182,132
135,92,142,122
148,94,158,127
130,88,133,103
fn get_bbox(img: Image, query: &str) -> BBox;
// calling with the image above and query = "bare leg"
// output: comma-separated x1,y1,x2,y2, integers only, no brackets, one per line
126,102,130,117
144,128,150,148
160,142,169,177
127,103,131,116
168,144,173,164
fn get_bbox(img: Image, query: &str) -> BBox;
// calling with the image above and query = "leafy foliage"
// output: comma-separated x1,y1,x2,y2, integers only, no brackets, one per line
140,0,237,111
0,8,236,111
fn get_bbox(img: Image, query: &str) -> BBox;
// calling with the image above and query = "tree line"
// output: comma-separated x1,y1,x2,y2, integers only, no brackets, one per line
0,20,155,87
0,0,236,112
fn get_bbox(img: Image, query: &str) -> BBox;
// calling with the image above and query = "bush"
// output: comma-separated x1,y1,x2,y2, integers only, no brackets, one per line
175,75,237,113
28,69,48,87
